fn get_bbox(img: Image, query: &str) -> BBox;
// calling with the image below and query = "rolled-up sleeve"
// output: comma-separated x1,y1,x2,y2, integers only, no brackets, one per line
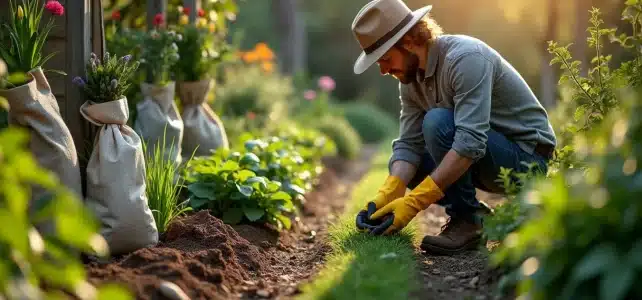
447,52,493,161
388,83,425,172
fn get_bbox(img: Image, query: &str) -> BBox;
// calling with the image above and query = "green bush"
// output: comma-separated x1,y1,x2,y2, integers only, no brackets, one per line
314,116,362,160
212,64,292,132
183,128,332,229
486,3,642,299
340,101,397,143
0,127,132,299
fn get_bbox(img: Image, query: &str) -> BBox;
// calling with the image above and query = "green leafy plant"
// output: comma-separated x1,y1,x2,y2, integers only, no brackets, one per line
184,157,295,230
72,52,140,103
489,88,642,300
0,0,67,84
0,127,132,299
340,101,397,143
139,28,181,85
314,115,362,160
174,23,229,82
485,3,642,298
143,129,193,233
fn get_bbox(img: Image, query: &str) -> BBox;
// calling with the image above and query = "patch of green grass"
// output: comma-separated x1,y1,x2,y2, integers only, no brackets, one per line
297,143,421,300
142,129,193,233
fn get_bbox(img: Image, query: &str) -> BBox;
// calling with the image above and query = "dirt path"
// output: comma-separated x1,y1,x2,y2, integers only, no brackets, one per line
412,190,509,300
233,145,378,299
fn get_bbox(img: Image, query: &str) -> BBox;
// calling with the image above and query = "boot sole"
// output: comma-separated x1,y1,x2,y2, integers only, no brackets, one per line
420,236,483,256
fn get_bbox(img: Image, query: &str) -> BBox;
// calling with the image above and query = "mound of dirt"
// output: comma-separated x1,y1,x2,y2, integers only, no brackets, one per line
87,211,268,300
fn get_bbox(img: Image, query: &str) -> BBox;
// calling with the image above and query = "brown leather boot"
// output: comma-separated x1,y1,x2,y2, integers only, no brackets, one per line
420,217,484,255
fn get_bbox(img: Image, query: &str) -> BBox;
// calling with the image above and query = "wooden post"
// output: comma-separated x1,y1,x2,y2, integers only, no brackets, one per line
147,0,168,29
183,0,201,23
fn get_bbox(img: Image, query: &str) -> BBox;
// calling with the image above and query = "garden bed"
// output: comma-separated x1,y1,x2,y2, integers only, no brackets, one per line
84,146,377,299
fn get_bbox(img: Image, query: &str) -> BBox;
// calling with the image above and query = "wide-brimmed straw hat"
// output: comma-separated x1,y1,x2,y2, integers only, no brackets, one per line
351,0,432,74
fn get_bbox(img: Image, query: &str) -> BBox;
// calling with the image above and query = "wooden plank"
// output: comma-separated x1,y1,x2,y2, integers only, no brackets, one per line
147,0,168,29
43,37,68,98
63,0,92,168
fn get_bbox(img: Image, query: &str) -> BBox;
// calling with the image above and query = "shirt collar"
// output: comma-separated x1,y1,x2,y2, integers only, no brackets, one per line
423,37,441,79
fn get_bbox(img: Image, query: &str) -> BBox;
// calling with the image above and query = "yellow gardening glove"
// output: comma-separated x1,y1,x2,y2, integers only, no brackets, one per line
355,175,407,231
365,175,407,211
369,176,444,235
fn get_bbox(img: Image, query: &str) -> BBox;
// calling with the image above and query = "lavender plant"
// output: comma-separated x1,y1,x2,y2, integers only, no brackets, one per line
73,52,140,103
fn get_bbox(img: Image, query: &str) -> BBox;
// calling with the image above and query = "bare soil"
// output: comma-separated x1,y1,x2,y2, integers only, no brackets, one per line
85,146,377,300
411,190,510,300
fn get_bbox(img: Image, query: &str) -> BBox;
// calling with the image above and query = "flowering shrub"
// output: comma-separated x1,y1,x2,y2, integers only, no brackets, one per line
139,28,181,85
0,0,66,79
237,42,276,73
73,52,140,103
174,20,229,82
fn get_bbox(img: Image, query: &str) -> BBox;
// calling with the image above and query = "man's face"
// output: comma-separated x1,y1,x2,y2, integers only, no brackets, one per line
376,46,420,84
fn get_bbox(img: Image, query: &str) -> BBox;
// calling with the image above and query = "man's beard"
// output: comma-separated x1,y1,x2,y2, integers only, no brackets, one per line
391,49,420,84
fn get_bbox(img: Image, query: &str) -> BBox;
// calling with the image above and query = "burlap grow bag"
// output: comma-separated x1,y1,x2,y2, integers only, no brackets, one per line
134,82,183,165
0,67,82,202
80,99,158,254
177,79,229,158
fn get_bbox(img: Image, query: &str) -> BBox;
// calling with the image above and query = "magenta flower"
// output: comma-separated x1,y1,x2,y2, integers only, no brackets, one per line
303,90,317,101
45,1,64,16
318,76,336,92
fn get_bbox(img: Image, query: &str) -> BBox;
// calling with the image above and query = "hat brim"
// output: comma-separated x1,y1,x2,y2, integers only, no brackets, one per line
353,5,433,75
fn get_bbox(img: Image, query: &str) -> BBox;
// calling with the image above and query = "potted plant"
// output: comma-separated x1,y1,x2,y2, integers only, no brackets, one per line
74,52,159,255
175,17,230,158
0,0,83,201
134,14,184,166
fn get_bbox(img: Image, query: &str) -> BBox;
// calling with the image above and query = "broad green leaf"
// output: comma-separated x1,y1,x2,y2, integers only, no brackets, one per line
243,207,265,222
239,153,260,166
219,160,240,172
236,184,253,197
571,243,617,282
574,105,587,121
236,170,256,181
189,197,209,209
0,210,29,254
270,191,292,201
222,207,243,224
600,261,634,300
276,214,292,230
284,183,306,195
625,0,638,5
246,176,268,191
187,182,217,199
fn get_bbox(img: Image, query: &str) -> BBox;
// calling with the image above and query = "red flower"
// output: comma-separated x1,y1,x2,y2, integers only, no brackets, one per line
247,111,256,120
111,10,121,20
153,13,164,26
45,0,64,16
198,8,206,17
183,7,191,15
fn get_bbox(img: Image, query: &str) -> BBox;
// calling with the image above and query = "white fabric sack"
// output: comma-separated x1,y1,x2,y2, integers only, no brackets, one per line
0,67,82,203
134,82,183,165
177,79,229,158
80,99,158,255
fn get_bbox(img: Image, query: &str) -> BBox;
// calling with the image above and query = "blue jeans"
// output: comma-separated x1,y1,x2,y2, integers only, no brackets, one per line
407,108,549,224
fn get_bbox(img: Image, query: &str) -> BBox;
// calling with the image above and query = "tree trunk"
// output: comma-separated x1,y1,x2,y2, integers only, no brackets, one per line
271,0,305,75
539,0,559,108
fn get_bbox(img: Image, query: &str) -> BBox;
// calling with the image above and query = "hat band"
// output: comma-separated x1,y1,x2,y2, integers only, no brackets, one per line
363,12,414,54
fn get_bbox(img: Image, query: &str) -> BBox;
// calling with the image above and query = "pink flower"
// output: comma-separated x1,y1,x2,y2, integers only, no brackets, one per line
318,76,335,92
303,90,317,101
45,0,64,16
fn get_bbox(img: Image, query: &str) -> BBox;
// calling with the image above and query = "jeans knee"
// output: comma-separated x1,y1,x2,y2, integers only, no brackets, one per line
422,108,455,147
